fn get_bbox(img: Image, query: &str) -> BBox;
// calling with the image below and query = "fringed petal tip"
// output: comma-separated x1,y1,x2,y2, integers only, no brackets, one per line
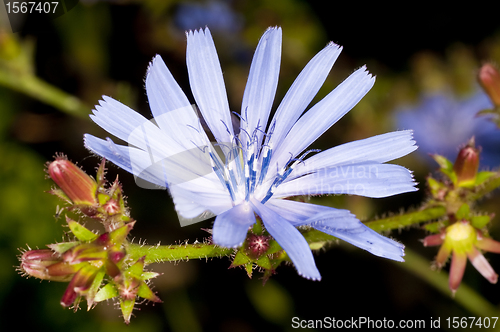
298,271,322,281
146,54,162,76
265,26,282,33
185,26,211,38
325,41,342,52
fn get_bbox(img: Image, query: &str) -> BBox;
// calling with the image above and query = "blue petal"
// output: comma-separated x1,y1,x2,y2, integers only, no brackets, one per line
146,55,210,150
266,199,404,261
271,67,375,170
186,27,234,144
240,27,281,149
265,42,342,154
90,96,162,149
274,163,417,198
287,130,417,181
265,198,354,227
212,203,256,247
307,212,405,261
84,134,168,188
250,199,321,280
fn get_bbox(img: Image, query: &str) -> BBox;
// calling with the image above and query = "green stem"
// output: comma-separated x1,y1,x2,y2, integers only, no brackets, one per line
0,68,89,119
127,242,234,264
127,206,448,263
397,248,500,319
468,174,500,202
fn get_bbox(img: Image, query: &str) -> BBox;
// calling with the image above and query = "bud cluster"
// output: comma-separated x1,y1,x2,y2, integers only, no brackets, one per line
19,157,160,323
230,219,287,283
47,155,132,231
427,137,496,213
424,142,500,293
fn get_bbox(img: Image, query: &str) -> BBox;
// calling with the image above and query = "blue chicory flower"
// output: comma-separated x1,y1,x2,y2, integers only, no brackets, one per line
84,27,417,280
397,91,500,168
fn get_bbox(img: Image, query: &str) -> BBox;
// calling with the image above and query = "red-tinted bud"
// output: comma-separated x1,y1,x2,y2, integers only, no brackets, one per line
60,265,99,307
20,249,73,282
246,234,270,258
48,156,97,206
479,63,500,107
453,138,479,187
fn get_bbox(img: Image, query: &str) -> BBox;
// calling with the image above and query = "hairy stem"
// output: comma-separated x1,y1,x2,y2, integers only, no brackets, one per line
127,242,234,264
127,205,449,263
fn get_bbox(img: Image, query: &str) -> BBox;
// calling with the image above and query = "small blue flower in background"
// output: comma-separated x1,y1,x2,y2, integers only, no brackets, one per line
397,91,500,168
174,1,242,33
84,27,417,280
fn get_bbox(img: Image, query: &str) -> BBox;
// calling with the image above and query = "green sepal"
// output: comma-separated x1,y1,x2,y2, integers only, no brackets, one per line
427,176,446,198
141,271,160,280
94,283,118,302
476,171,497,186
137,282,161,302
309,241,327,250
245,262,253,278
255,255,272,270
252,219,263,235
423,220,449,233
47,241,79,254
231,251,251,267
108,222,134,247
471,215,492,229
127,255,145,278
48,188,72,204
120,299,135,324
66,217,98,242
97,192,110,206
432,154,457,184
86,269,106,310
96,159,106,187
264,240,283,256
456,203,470,220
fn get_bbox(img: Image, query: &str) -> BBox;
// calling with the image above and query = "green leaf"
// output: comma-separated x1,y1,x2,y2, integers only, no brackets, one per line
66,218,97,242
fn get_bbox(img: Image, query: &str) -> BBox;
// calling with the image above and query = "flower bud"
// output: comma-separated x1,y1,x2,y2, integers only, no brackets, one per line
478,63,500,107
453,138,479,187
48,156,97,206
246,234,270,258
20,249,73,282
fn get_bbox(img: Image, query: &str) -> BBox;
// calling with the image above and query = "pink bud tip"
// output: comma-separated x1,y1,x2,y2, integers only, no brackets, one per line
48,156,97,206
479,63,500,107
453,138,479,187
